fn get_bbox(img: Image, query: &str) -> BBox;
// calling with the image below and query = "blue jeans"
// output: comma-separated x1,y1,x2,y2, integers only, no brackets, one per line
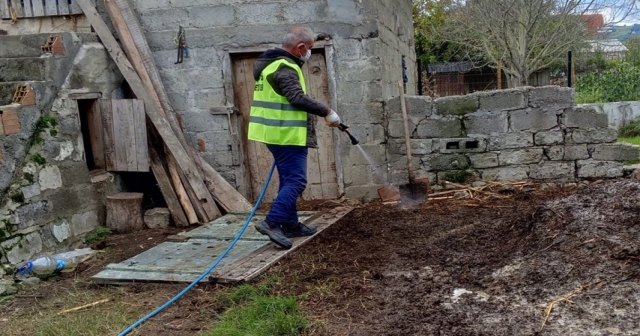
265,144,308,228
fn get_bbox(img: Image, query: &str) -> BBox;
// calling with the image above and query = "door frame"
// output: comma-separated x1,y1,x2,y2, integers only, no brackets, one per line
221,40,345,201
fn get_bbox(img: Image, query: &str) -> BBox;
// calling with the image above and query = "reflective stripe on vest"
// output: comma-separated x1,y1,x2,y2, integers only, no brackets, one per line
247,59,308,146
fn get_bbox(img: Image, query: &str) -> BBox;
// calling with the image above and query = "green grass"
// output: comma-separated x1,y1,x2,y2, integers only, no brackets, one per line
618,137,640,146
202,283,308,336
85,227,112,244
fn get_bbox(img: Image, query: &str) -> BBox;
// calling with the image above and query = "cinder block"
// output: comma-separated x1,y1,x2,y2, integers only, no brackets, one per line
282,1,327,23
345,144,387,166
138,8,189,32
464,111,508,134
435,138,487,154
188,5,236,28
468,152,499,168
339,82,366,104
422,154,470,171
334,39,362,60
564,106,608,129
416,118,463,138
529,162,575,180
529,86,574,108
577,160,624,178
510,108,558,131
589,143,640,161
434,94,479,116
180,111,222,133
545,146,565,161
159,67,224,91
166,91,190,112
478,89,526,111
388,119,415,138
235,3,282,25
570,128,617,144
388,155,421,174
487,131,534,150
388,139,433,155
343,123,385,145
191,88,226,111
481,166,530,182
338,102,384,124
564,145,590,160
338,57,381,82
386,95,433,117
198,131,232,152
535,130,564,146
344,165,374,186
499,148,544,165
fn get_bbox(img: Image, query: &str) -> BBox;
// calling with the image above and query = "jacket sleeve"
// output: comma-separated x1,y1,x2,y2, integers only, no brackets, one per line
268,66,330,117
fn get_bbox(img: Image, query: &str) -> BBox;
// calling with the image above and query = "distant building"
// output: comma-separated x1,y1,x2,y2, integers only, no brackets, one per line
581,14,606,38
586,39,628,59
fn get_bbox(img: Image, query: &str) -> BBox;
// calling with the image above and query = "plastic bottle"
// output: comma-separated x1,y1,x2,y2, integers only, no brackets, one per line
17,248,95,276
17,256,69,276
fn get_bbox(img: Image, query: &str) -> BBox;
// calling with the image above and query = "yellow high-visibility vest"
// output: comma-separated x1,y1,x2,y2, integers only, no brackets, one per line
248,59,308,146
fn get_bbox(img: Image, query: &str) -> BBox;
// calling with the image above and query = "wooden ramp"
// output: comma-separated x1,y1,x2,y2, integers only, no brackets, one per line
91,207,352,285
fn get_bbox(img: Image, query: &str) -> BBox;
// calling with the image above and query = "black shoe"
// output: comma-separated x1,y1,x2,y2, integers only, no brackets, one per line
255,221,292,249
282,223,317,238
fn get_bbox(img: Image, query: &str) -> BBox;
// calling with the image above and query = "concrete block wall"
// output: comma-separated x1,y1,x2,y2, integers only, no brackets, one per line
0,37,122,270
115,0,415,199
385,86,640,185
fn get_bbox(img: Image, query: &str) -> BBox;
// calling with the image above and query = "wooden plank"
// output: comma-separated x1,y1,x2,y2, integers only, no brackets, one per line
10,0,23,17
167,153,198,225
0,113,4,135
77,0,210,201
58,0,70,15
324,45,344,196
1,0,10,19
68,92,102,100
44,0,57,16
100,99,116,171
149,145,188,228
87,100,106,169
210,207,353,283
121,100,138,171
177,164,209,223
196,154,253,212
68,0,81,14
31,0,45,17
132,99,149,171
22,0,33,17
110,99,128,171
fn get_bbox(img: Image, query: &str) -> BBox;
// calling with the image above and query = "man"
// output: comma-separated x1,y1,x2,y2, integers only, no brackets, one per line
248,26,341,249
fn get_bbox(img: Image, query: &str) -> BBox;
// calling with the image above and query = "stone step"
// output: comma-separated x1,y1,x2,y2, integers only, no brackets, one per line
0,57,50,82
0,81,53,106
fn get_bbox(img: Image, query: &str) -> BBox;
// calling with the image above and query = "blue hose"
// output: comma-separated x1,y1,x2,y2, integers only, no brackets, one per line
117,161,276,336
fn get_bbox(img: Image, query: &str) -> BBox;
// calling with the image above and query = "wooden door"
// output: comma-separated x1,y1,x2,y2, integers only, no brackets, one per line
86,99,149,172
232,50,339,203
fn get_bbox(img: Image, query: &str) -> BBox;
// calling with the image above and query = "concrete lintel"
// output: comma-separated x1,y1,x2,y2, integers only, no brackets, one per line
225,40,333,54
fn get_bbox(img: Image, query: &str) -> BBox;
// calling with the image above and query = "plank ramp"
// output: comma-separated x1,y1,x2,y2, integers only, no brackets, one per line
91,207,352,284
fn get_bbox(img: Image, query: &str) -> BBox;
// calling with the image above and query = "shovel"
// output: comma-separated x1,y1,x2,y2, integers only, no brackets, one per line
397,81,428,203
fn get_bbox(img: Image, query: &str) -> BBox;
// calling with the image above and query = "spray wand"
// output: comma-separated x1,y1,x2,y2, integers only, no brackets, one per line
337,123,359,145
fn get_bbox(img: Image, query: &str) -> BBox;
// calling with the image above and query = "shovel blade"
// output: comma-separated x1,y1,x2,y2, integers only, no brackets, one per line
378,185,402,202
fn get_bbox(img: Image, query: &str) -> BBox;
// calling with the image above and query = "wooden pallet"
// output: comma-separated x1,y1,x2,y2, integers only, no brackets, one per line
210,206,353,283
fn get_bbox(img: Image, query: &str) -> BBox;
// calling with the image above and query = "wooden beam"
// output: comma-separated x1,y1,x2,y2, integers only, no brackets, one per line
149,145,188,227
76,0,212,201
109,0,253,213
166,153,198,225
195,153,253,212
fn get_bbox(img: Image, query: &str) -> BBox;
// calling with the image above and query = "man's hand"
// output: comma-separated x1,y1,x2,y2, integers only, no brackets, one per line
325,110,340,127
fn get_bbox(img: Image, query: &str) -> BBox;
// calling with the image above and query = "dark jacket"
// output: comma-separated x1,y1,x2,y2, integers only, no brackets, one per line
253,48,330,148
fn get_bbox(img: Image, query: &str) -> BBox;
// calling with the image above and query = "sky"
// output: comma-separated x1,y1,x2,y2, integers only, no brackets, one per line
600,1,640,25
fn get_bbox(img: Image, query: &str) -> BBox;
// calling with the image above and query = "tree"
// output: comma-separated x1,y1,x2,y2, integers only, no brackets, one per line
437,0,638,87
413,0,461,66
625,35,640,66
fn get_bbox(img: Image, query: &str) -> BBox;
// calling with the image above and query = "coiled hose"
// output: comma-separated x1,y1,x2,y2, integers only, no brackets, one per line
117,161,276,336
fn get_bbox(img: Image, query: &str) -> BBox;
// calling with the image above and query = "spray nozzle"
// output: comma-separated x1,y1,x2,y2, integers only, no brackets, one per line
337,123,359,145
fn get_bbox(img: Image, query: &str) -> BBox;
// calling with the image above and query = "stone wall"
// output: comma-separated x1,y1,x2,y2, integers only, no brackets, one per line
385,86,640,187
103,0,415,199
0,37,122,273
587,101,640,130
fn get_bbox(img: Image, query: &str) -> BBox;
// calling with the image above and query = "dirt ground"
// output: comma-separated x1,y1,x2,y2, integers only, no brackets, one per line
2,179,640,335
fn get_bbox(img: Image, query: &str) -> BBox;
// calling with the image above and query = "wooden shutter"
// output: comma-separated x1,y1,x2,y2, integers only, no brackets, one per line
88,99,149,172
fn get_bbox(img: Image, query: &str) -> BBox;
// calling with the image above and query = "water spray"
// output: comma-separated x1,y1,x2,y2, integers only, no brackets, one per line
337,123,359,145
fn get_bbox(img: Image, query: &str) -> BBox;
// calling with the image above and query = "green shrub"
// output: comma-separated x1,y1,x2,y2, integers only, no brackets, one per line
575,63,640,103
618,120,640,138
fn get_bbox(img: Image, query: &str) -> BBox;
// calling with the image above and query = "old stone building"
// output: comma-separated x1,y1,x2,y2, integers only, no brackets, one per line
0,0,416,269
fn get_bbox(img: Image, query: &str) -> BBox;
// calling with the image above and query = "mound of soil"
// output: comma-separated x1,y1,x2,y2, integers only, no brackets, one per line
270,180,640,335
